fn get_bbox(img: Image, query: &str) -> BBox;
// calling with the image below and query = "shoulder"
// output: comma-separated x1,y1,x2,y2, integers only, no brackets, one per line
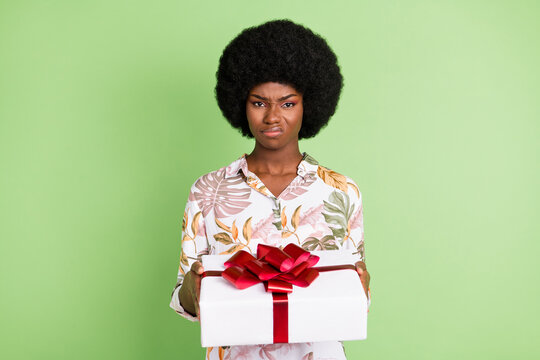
188,165,228,197
191,167,226,189
183,164,231,214
187,156,244,199
315,162,362,203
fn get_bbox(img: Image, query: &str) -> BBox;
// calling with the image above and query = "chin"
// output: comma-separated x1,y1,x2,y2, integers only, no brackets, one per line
255,137,283,149
260,142,283,150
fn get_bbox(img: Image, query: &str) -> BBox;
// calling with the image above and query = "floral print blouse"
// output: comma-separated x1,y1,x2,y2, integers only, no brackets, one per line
170,152,368,360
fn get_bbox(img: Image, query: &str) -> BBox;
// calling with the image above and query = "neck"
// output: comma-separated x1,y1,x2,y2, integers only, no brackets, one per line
246,142,303,175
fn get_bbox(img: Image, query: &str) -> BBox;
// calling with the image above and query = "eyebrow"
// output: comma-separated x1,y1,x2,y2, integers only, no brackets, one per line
249,94,298,101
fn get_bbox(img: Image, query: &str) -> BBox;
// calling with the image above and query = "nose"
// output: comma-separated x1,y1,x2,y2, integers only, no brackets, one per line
263,103,280,124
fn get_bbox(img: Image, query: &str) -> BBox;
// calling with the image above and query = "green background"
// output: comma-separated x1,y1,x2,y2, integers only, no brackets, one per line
1,0,538,359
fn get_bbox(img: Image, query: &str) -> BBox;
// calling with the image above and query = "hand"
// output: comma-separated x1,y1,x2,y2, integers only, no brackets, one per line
355,261,370,299
179,261,204,317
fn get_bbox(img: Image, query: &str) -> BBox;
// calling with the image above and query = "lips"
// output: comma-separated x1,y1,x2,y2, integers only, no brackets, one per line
261,127,283,137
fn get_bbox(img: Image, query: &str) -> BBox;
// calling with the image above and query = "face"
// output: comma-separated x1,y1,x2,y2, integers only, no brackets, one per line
246,82,303,149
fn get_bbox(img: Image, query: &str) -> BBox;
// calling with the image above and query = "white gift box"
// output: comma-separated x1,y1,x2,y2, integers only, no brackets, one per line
199,249,368,347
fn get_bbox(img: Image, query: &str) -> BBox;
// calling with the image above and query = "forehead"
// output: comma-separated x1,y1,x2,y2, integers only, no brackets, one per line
248,81,300,96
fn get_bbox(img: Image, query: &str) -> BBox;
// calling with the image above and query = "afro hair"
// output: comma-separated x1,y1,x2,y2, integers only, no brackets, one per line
215,19,343,139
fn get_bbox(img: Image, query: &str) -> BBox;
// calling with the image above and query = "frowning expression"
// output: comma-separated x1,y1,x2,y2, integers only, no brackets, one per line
246,82,303,149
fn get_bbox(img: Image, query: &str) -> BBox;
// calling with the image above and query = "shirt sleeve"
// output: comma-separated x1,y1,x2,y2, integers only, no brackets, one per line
169,183,209,322
342,178,370,308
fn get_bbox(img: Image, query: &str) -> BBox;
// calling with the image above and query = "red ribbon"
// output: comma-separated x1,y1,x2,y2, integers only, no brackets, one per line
202,243,358,343
221,243,320,293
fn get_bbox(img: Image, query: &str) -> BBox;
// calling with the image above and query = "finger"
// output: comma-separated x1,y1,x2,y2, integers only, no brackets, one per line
360,270,370,284
189,261,204,318
191,261,204,275
361,271,370,297
355,261,367,271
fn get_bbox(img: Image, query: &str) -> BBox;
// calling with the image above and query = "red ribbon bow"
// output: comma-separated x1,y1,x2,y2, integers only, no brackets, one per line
221,243,320,293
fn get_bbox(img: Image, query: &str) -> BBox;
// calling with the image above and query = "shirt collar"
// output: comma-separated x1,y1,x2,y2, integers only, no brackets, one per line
224,152,319,179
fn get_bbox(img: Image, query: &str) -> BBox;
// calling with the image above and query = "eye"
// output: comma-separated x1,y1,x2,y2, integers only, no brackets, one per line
252,101,265,107
282,102,295,108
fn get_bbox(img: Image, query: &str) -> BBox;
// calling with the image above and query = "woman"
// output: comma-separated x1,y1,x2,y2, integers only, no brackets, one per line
170,19,370,360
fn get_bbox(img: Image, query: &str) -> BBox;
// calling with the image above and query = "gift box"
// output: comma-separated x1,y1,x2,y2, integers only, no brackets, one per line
199,244,368,347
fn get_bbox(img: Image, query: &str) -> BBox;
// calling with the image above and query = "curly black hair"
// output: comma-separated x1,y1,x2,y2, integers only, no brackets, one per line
215,19,343,139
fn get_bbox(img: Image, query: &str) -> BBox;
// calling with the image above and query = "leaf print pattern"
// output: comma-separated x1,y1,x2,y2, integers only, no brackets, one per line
279,176,317,200
181,209,203,257
213,217,253,254
347,180,360,198
303,153,319,166
218,346,227,360
242,217,253,242
309,221,334,240
245,175,273,197
251,213,275,242
355,241,365,261
259,346,278,360
348,200,365,260
258,344,295,360
317,165,348,192
281,205,303,244
170,151,364,360
191,168,252,218
178,250,188,273
302,234,339,251
272,201,283,231
298,203,324,228
349,200,363,231
322,190,352,244
318,163,361,200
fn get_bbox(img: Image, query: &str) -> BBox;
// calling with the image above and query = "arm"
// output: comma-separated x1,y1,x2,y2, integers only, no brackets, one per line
169,184,209,321
343,180,371,307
